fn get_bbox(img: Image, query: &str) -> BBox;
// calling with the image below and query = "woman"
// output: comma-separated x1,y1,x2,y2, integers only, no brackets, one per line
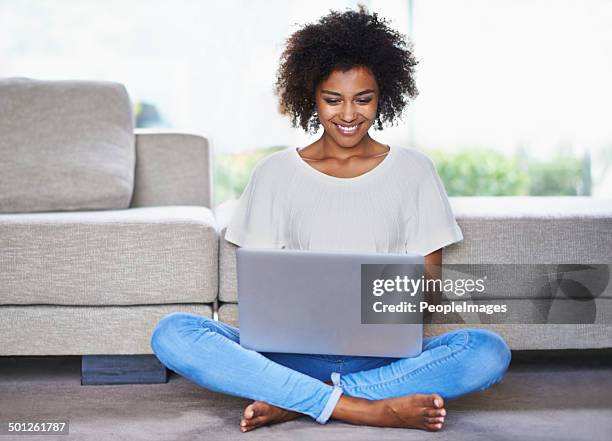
151,7,511,433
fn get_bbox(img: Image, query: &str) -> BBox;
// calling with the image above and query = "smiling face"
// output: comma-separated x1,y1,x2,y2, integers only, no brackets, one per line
315,65,380,148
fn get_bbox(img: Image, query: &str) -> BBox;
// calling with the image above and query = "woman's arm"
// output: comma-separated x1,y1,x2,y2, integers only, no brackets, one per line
423,248,442,318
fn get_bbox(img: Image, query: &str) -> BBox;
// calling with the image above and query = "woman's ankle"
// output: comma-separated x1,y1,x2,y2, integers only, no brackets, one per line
331,396,378,425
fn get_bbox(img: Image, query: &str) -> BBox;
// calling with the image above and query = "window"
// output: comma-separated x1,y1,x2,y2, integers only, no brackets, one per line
2,0,610,202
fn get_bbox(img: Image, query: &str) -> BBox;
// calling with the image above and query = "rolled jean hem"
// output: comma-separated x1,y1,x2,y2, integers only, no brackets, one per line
315,372,342,424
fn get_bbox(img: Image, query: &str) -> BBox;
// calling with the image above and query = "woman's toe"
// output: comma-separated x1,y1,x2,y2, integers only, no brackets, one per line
431,393,444,408
243,404,255,419
427,422,444,431
425,407,446,417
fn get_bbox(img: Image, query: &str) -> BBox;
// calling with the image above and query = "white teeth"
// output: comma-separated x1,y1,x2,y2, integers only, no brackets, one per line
336,124,358,133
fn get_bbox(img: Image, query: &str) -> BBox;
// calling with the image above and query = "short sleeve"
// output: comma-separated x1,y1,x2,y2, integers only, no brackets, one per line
405,157,463,256
224,162,285,248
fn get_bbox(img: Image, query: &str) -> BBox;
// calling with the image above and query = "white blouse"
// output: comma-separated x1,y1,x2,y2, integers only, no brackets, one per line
224,145,463,256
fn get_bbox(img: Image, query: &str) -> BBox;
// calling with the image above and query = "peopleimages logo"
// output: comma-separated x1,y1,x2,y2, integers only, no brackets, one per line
371,275,486,297
371,300,508,316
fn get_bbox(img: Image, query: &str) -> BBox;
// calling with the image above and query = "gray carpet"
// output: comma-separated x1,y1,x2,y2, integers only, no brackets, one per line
1,351,611,441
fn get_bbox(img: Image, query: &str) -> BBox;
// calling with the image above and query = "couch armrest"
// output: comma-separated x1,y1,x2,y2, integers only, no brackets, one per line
131,130,213,208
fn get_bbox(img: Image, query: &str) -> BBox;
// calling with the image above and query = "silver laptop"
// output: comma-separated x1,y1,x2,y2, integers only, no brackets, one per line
236,247,424,358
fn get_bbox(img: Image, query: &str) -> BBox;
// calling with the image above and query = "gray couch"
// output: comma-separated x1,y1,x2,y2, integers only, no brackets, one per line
0,78,217,357
1,78,611,365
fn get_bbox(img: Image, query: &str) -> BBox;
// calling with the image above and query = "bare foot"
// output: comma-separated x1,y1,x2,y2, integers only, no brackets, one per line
239,380,335,432
332,393,446,431
240,401,304,432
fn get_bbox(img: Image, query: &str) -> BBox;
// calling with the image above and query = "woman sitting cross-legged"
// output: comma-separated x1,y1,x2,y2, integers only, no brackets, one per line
151,6,511,433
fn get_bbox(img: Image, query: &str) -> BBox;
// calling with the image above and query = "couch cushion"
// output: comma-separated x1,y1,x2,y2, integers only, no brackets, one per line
0,78,135,213
0,206,218,305
0,304,212,355
216,302,612,350
218,197,612,302
218,299,612,326
445,196,612,263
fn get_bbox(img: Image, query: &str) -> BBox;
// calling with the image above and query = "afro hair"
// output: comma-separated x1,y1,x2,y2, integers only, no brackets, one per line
275,5,419,133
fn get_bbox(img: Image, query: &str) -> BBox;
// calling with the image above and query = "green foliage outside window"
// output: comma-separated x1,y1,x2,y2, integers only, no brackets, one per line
427,148,587,197
214,146,286,205
427,148,529,196
525,153,586,196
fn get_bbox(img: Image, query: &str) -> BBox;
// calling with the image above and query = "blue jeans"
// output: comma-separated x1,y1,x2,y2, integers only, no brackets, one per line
150,312,511,424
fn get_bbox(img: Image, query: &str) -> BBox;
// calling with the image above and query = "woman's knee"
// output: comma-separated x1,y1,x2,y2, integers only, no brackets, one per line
150,312,214,354
465,328,512,383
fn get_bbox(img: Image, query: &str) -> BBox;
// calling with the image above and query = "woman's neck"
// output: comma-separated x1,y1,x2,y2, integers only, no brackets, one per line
308,133,386,161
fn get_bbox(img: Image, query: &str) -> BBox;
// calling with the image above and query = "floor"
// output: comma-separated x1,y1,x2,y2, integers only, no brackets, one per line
0,351,611,441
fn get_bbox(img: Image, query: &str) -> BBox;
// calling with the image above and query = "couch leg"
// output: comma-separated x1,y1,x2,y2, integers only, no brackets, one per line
81,354,168,385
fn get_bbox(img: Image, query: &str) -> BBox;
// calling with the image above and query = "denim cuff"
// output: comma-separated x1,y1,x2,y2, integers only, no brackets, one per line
315,372,343,424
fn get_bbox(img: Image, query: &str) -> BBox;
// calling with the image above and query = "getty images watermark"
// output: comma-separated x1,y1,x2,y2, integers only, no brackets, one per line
360,264,611,324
